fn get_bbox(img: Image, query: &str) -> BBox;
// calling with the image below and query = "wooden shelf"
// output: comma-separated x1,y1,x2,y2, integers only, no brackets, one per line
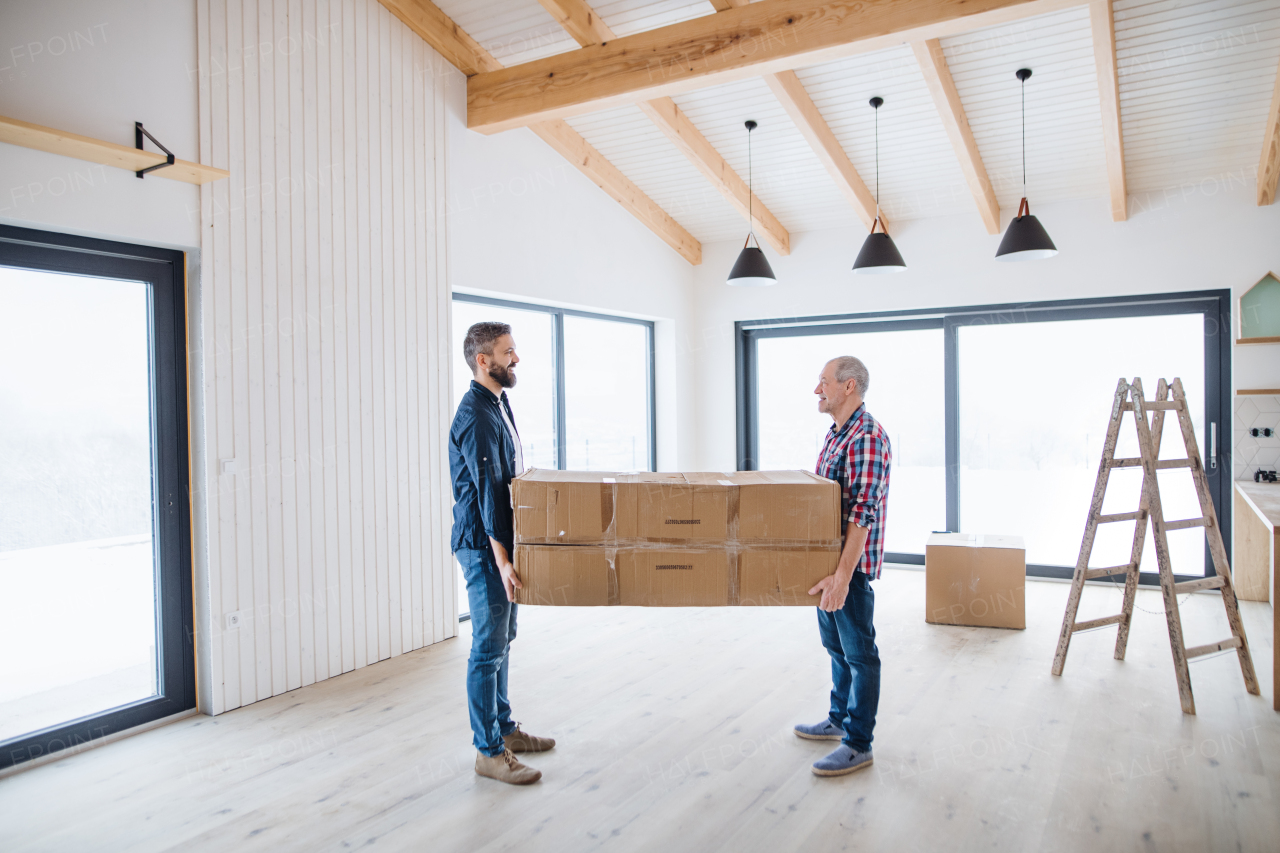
1238,388,1280,395
1236,336,1280,345
0,114,228,185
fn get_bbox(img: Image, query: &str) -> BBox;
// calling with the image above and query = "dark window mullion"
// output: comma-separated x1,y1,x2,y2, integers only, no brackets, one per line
944,317,960,533
554,310,567,470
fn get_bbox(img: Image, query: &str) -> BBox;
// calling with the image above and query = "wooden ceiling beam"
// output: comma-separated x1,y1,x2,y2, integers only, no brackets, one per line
911,39,1000,235
467,0,1078,134
538,0,789,255
1257,56,1280,206
379,0,500,75
378,0,701,263
1088,0,1127,221
530,120,702,262
709,0,883,233
762,72,882,233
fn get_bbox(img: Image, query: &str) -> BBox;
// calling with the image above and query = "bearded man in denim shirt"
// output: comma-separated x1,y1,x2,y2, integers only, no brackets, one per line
449,321,555,785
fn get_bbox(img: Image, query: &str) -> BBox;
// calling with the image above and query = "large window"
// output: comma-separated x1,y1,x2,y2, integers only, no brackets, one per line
450,294,656,616
0,225,194,770
738,292,1230,583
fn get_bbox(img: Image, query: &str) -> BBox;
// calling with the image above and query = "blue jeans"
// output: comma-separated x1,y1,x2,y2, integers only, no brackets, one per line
457,548,518,756
817,571,880,753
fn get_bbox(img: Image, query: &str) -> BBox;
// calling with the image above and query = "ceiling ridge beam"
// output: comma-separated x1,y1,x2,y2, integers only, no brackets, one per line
707,1,884,234
1089,0,1128,221
1257,53,1280,206
466,0,1082,134
538,0,790,255
911,39,1001,235
378,0,701,263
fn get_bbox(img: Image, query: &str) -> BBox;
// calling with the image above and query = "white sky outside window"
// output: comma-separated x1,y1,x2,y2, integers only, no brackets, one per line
958,314,1206,573
564,316,650,472
755,329,946,556
0,267,158,741
451,301,556,469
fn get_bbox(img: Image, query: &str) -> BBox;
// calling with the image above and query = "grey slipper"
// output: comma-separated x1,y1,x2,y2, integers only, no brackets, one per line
793,719,843,741
812,744,874,777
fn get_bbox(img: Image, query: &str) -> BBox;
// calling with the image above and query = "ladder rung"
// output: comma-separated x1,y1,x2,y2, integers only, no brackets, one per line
1162,517,1209,531
1173,576,1226,594
1185,636,1241,659
1073,614,1125,633
1107,457,1192,470
1121,401,1182,411
1096,511,1142,524
1085,564,1133,579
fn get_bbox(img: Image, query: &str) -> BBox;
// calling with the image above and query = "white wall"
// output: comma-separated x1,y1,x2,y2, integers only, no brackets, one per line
194,0,455,714
1,0,461,718
0,0,201,249
690,191,1280,472
443,72,699,471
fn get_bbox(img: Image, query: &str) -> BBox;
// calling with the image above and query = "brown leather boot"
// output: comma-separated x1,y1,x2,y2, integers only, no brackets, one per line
474,748,541,785
503,723,556,753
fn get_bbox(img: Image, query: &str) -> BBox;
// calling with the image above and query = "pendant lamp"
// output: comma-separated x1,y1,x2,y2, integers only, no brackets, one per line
996,69,1058,261
727,120,776,286
853,97,906,274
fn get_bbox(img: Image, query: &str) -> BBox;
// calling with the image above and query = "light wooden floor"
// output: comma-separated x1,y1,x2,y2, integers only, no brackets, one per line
3,568,1277,852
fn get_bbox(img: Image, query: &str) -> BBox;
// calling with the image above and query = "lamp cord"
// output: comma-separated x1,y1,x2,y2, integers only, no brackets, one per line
874,104,880,221
1021,75,1026,199
748,124,754,242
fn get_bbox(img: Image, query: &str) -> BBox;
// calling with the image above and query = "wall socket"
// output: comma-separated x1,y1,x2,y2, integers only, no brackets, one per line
224,610,245,630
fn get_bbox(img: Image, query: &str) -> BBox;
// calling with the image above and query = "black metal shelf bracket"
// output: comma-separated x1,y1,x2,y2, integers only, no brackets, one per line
135,121,176,178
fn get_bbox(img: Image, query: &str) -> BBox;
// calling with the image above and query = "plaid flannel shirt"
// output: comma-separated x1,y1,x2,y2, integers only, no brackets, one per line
815,404,892,580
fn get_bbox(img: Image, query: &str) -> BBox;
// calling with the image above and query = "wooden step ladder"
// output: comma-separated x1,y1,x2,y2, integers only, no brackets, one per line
1051,377,1259,714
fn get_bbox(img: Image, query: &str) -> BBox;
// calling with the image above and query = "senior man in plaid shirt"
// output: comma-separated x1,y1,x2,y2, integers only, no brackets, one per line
796,355,891,777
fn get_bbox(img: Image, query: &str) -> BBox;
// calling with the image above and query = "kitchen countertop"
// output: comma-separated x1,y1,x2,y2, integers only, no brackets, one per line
1236,481,1280,530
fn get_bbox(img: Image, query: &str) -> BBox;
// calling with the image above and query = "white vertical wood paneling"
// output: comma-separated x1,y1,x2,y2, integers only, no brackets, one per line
196,0,455,715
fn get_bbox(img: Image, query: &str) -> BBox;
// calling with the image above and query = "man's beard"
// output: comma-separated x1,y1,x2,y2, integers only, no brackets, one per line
489,362,517,389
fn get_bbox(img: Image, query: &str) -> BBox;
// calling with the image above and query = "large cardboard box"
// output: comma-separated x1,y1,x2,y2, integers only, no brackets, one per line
925,533,1026,629
512,469,841,606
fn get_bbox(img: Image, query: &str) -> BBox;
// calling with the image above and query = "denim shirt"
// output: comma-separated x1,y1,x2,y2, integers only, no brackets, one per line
450,380,521,557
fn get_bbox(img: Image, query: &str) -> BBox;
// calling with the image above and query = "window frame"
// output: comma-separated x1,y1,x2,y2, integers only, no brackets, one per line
453,293,657,472
0,223,196,770
736,289,1232,584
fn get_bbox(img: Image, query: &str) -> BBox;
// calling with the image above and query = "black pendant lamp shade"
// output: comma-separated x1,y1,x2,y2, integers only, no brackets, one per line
996,197,1058,261
996,69,1058,262
728,120,776,286
852,97,906,275
727,237,776,286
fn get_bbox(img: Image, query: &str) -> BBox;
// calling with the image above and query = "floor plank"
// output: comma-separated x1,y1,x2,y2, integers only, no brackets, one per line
2,568,1276,852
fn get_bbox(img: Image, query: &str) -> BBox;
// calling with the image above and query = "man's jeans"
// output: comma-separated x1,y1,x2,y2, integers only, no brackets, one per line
457,548,518,756
817,571,881,753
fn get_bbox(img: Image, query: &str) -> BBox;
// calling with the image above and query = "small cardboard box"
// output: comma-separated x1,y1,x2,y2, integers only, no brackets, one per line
925,533,1026,629
511,469,842,607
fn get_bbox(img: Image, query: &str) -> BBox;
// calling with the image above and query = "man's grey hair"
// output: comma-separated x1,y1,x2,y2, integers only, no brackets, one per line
463,321,511,372
830,356,869,397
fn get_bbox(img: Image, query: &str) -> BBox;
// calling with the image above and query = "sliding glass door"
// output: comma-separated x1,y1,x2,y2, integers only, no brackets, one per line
738,291,1230,581
0,225,194,770
956,313,1207,575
